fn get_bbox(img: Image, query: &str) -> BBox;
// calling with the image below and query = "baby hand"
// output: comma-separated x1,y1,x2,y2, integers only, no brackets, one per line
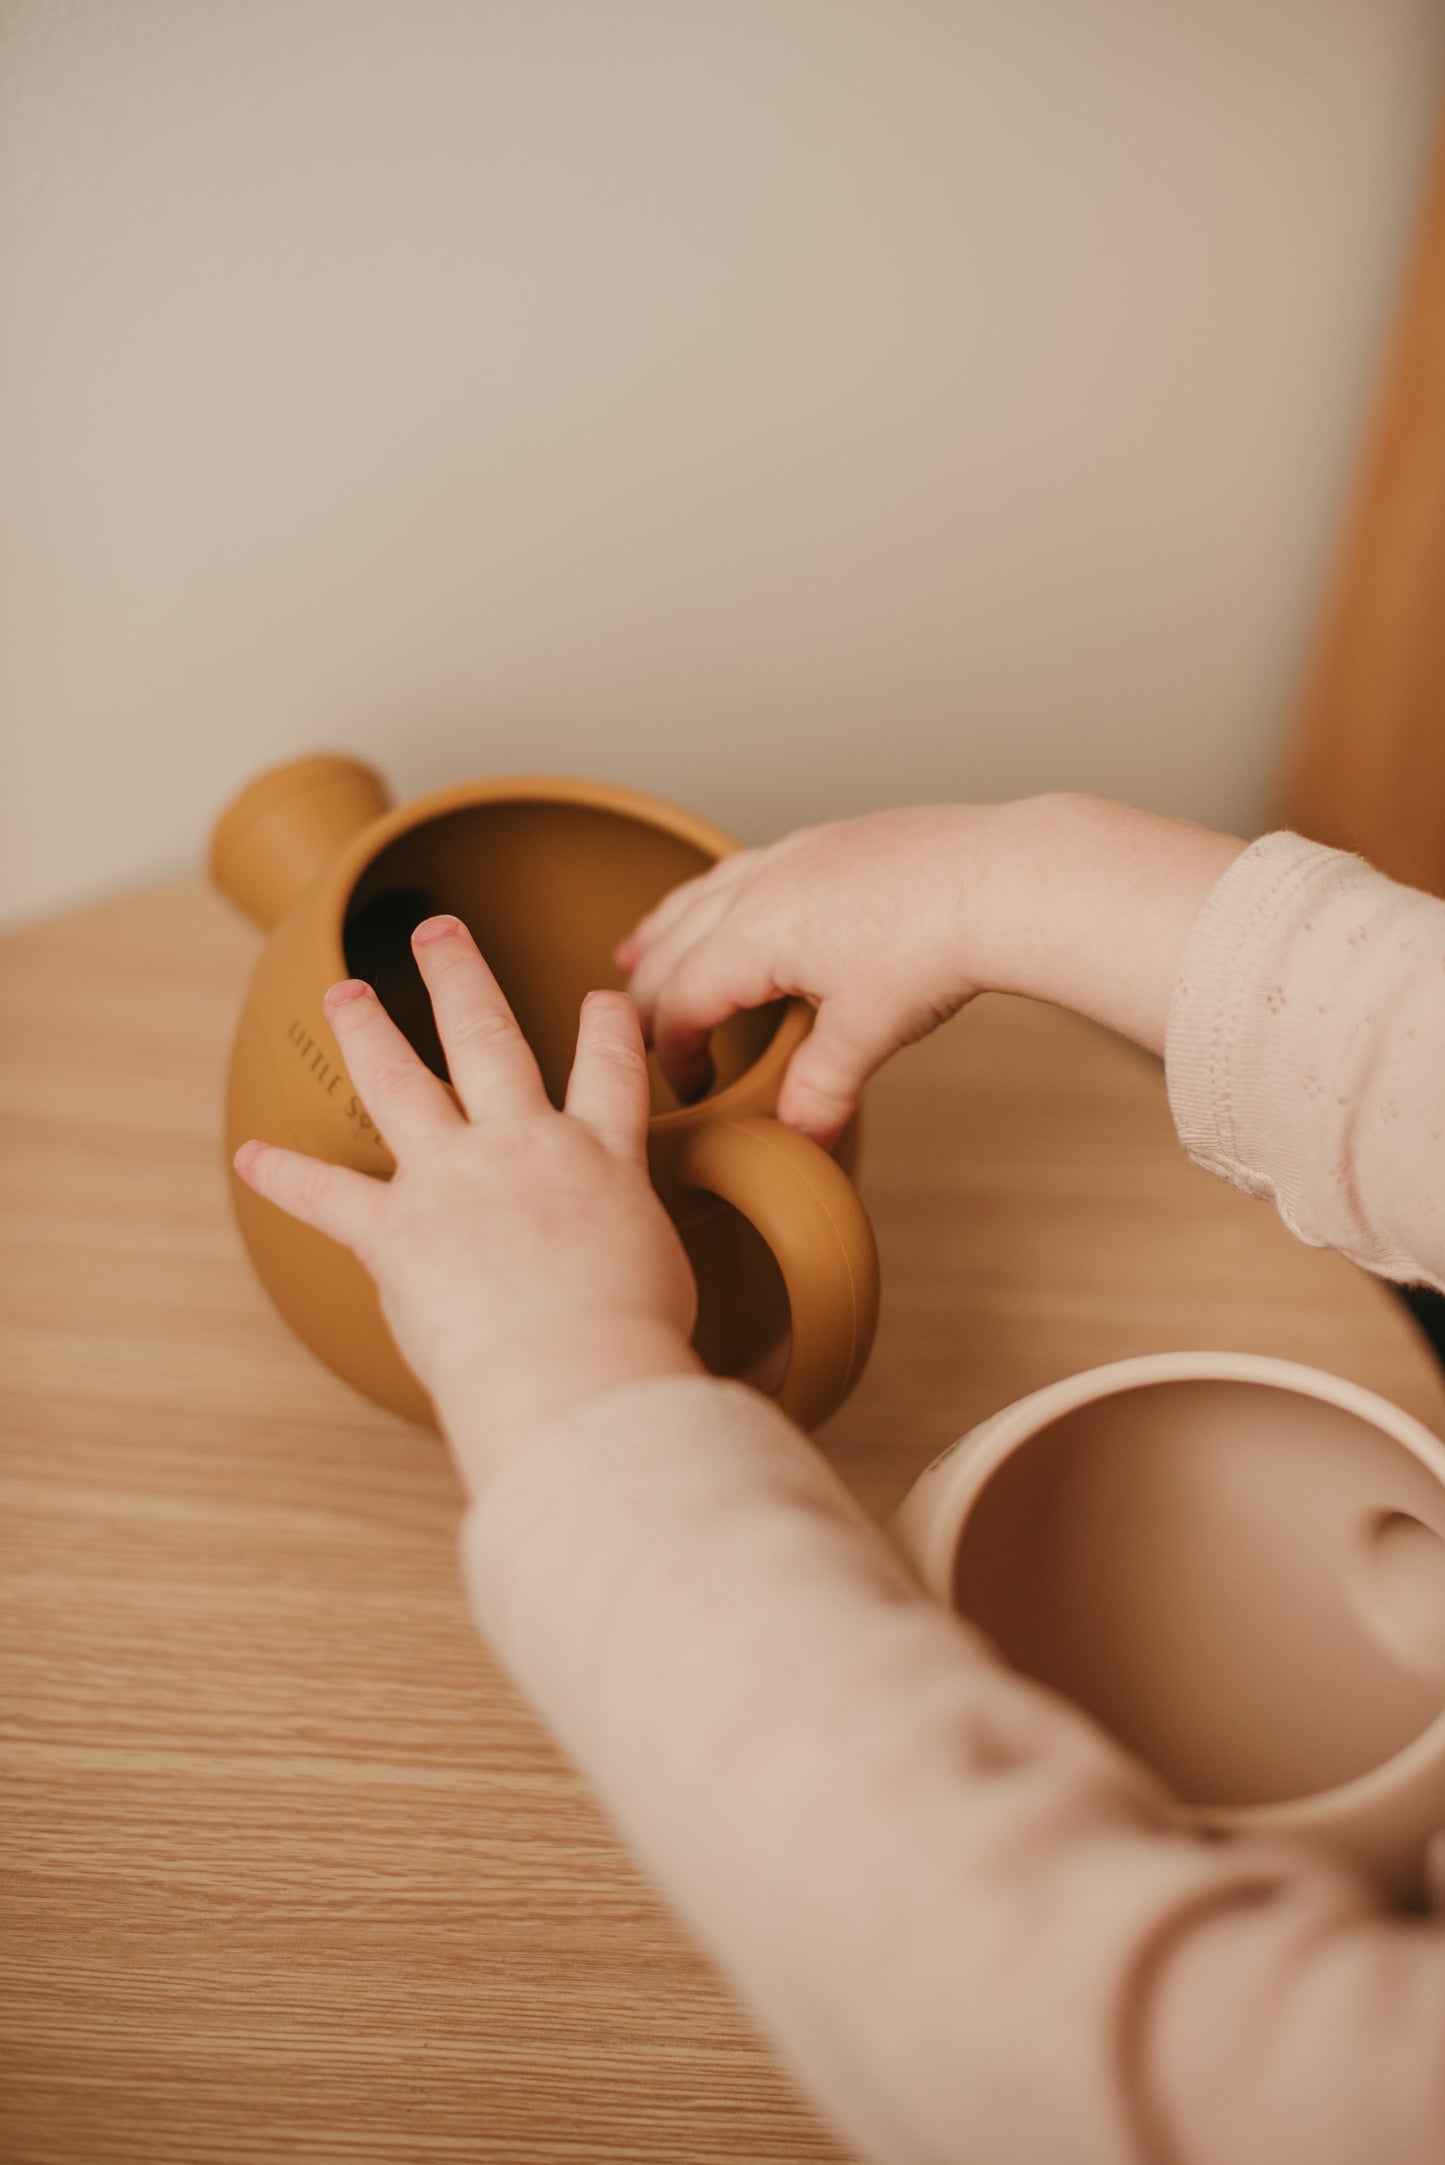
233,917,699,1491
617,807,994,1147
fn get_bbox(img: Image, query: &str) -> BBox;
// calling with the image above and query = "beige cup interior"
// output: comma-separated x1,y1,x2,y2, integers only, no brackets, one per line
341,800,784,1109
953,1379,1445,1807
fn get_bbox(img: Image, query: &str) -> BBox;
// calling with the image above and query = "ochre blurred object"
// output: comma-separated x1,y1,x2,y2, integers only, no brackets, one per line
1283,98,1445,891
210,756,879,1433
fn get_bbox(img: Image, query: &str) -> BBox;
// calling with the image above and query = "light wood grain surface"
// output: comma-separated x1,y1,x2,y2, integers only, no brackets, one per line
4,881,1445,2165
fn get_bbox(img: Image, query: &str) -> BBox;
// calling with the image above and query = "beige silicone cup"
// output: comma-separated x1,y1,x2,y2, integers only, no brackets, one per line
888,1352,1445,1905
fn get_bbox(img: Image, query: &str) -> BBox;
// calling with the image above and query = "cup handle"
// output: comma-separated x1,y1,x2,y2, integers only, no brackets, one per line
209,754,392,930
677,1114,879,1431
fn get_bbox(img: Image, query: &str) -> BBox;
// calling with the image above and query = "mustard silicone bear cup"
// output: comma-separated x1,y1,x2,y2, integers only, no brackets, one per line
211,754,880,1433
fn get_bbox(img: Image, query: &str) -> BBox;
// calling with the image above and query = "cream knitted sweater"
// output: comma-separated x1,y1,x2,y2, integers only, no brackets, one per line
462,834,1445,2165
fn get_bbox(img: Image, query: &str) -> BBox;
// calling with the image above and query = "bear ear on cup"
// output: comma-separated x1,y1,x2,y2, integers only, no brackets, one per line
209,755,393,930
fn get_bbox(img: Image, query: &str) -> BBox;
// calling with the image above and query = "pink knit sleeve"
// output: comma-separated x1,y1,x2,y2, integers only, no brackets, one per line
1166,831,1445,1291
446,833,1445,2164
460,1373,1445,2165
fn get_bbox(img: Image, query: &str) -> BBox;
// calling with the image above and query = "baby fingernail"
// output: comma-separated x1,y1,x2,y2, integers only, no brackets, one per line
412,915,465,947
233,1140,262,1174
324,978,372,1007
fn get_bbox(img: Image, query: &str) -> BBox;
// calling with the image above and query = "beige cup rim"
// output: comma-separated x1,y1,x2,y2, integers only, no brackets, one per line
313,770,812,1130
898,1349,1445,1824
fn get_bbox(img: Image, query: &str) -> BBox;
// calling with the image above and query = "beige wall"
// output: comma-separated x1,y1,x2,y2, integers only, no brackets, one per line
3,1,1443,928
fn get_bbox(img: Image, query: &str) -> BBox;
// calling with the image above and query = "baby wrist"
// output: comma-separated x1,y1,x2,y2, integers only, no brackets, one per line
436,1312,702,1501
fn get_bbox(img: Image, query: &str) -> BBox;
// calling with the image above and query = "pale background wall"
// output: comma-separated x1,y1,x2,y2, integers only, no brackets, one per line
3,0,1443,929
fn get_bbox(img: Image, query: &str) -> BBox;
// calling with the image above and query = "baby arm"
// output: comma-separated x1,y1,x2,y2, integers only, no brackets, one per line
231,904,1445,2165
620,794,1246,1145
466,1371,1445,2165
625,798,1445,1292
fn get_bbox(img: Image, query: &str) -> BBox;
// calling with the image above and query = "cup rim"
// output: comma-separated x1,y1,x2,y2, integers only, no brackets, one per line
903,1349,1445,1827
315,771,813,1130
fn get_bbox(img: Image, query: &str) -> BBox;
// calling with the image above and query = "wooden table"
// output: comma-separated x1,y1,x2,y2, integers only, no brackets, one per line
5,881,1444,2164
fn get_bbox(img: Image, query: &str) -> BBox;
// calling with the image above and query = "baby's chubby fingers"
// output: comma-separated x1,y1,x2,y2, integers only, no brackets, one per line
321,978,463,1155
650,940,782,1106
625,885,738,1045
613,848,755,973
409,916,548,1122
563,991,651,1162
774,1005,879,1149
233,1138,387,1258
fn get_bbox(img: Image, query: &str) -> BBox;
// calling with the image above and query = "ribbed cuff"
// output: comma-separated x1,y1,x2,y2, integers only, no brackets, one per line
1164,830,1441,1280
1164,831,1343,1197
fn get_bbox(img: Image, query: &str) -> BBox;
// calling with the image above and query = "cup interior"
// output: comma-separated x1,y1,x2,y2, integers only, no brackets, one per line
952,1377,1445,1807
341,800,785,1108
